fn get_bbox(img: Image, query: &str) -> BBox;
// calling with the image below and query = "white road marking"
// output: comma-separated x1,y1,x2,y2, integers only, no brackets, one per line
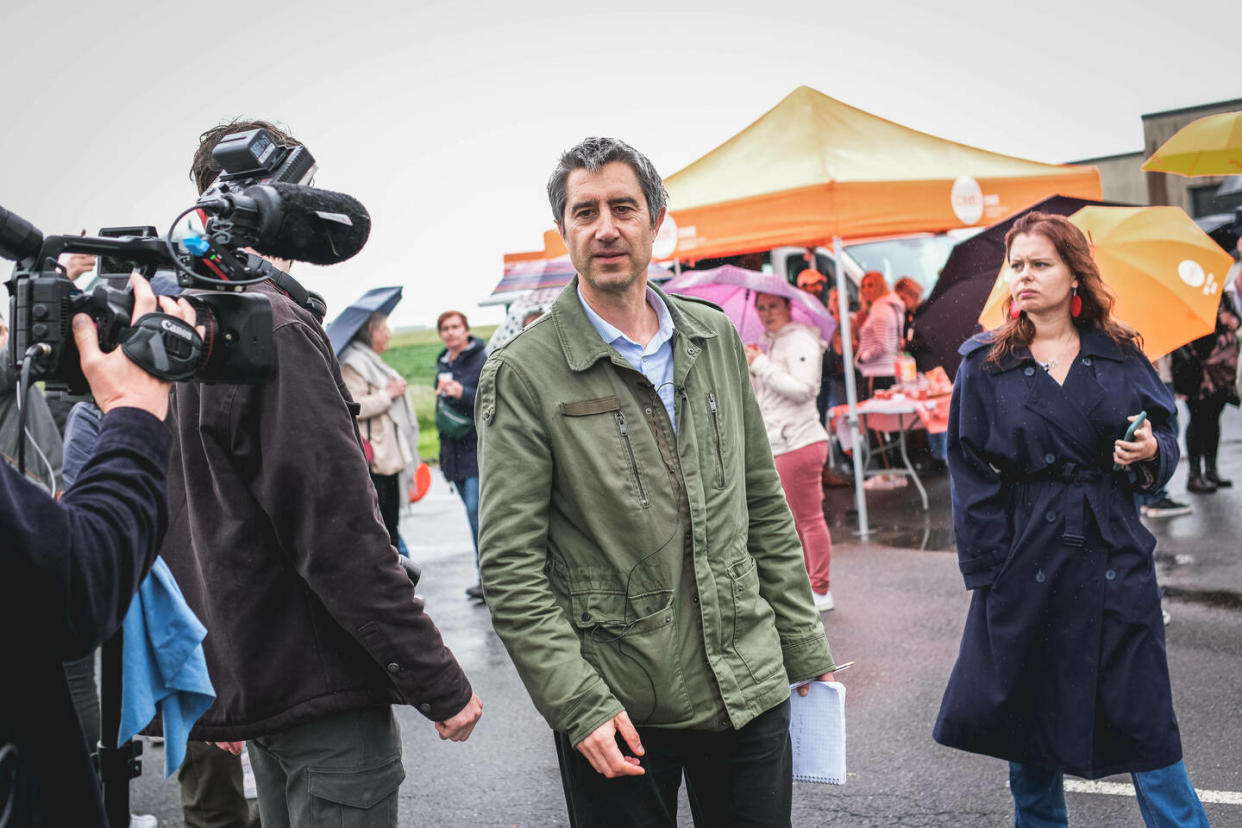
1064,779,1242,806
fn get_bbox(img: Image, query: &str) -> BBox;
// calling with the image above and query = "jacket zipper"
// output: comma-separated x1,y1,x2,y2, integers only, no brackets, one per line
615,410,649,506
707,393,725,488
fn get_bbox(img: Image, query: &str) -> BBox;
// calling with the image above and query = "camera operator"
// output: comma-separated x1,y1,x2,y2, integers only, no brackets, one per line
1,276,198,827
161,120,480,827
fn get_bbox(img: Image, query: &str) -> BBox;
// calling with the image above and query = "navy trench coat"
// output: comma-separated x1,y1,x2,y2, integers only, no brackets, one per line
933,326,1183,779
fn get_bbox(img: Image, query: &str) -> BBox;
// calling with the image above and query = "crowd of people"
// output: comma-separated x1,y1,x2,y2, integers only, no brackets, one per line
3,121,1238,828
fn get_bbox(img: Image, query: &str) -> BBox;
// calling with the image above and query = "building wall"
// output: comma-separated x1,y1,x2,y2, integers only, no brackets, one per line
1070,152,1146,204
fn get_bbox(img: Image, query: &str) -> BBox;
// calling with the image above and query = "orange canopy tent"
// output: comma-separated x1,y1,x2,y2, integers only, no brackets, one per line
501,85,1102,271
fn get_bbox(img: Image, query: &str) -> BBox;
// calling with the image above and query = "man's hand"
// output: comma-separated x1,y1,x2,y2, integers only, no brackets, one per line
211,741,244,756
435,692,482,742
75,274,200,420
63,253,96,282
795,672,837,697
575,711,645,777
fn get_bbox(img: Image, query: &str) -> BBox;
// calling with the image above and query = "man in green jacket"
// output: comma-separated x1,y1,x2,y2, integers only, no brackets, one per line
477,137,837,826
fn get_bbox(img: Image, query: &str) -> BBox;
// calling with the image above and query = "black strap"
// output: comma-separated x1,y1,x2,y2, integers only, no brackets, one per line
120,313,204,381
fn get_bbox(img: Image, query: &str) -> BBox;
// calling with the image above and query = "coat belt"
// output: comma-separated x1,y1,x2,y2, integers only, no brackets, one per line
1018,462,1107,548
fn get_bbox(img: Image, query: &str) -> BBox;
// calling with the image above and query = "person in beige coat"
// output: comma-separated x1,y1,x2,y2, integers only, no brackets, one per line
340,312,420,547
745,292,836,611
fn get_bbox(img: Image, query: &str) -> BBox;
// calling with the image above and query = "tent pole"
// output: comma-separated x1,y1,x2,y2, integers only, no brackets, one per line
833,236,869,538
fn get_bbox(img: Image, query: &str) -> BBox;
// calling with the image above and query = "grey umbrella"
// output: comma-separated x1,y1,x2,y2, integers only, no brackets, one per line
326,285,403,356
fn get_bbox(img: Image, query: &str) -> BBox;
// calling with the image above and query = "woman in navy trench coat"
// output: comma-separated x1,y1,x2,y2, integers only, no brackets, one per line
933,212,1209,827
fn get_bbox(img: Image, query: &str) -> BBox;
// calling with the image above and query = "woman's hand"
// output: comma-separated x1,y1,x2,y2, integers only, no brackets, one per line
437,378,464,399
386,376,408,399
1114,414,1158,467
743,344,761,366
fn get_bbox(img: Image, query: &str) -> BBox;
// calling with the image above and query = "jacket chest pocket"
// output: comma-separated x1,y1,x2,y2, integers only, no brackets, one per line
560,396,649,507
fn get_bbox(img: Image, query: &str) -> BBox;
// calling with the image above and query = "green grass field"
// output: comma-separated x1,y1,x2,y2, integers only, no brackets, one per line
383,325,496,462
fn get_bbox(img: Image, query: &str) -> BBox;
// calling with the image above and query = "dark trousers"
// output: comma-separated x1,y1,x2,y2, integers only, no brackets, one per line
554,700,792,828
370,472,401,547
1185,392,1228,466
179,741,260,828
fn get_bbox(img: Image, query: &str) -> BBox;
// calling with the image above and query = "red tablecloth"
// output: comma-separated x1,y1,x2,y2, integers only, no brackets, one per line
829,393,951,447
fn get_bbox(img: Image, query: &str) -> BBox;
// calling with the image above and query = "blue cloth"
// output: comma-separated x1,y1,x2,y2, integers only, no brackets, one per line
118,557,215,777
1009,761,1208,827
577,285,676,430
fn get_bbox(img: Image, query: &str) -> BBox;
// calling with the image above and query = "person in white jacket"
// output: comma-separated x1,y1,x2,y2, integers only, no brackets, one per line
744,293,836,612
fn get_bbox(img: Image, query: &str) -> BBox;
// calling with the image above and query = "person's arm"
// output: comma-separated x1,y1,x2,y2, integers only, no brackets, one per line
475,357,626,747
340,363,394,420
728,330,835,683
1116,355,1179,494
749,330,821,403
2,277,190,656
946,355,1011,589
249,320,475,724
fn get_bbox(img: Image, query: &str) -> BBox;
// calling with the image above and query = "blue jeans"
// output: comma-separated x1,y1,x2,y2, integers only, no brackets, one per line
454,476,480,564
1009,761,1209,827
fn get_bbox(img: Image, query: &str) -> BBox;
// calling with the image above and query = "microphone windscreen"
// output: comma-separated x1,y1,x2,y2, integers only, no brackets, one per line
248,183,371,265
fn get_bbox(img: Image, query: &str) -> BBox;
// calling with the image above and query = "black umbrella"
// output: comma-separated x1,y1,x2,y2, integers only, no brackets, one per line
326,285,404,356
912,195,1125,379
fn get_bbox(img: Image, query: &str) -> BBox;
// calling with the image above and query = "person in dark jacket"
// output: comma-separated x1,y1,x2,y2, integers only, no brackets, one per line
434,310,487,600
1172,290,1239,493
933,212,1208,826
160,120,481,828
1,277,194,827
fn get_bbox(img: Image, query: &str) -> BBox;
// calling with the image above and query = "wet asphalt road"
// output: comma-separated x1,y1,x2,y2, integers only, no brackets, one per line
130,405,1242,826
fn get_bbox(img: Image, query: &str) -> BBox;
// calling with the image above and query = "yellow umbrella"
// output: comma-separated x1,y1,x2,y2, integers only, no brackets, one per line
979,206,1233,360
1142,111,1242,176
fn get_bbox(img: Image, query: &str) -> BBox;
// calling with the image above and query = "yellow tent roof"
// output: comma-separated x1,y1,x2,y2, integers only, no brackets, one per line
502,85,1102,267
666,85,1094,210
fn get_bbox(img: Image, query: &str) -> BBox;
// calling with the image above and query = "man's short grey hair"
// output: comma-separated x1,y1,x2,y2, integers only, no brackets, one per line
548,137,668,229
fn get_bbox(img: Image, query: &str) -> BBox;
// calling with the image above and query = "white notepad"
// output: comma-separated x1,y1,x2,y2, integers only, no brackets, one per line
788,681,846,784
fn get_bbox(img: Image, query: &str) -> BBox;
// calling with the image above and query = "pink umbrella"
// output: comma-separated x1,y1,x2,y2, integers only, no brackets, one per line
664,265,836,344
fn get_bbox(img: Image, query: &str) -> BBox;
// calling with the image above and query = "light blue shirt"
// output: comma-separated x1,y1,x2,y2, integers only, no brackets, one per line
577,285,677,431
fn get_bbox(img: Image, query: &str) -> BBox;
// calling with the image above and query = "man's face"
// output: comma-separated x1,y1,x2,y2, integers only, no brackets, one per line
557,161,664,296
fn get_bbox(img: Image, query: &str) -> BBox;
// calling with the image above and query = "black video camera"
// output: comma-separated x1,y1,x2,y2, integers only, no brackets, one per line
0,128,359,393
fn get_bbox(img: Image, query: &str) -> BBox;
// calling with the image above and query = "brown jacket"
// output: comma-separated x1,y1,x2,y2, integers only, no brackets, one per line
341,363,407,476
161,281,471,741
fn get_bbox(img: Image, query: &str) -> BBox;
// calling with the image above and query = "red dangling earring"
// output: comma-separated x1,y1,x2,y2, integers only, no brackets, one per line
1010,302,1022,320
1070,286,1082,318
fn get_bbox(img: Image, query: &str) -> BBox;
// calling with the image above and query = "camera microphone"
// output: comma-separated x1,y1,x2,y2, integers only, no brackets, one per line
0,204,45,265
199,183,371,266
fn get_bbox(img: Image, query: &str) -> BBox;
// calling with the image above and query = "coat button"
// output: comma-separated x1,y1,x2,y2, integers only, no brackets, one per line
645,407,653,415
1035,569,1046,583
1082,357,1093,366
1044,510,1057,522
692,594,700,603
1024,366,1036,376
386,662,400,673
1044,453,1056,464
419,703,432,714
1105,569,1116,581
581,611,590,622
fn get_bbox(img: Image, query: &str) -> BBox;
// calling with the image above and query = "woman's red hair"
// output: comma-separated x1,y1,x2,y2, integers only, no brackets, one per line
986,212,1141,366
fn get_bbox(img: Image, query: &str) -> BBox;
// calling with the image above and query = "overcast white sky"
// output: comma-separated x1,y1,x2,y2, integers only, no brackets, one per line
1,0,1237,328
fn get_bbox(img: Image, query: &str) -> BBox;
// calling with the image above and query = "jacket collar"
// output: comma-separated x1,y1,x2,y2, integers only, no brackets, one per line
966,325,1128,374
551,276,715,372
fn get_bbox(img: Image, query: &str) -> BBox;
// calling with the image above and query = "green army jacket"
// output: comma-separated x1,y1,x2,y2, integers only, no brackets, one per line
476,279,834,746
